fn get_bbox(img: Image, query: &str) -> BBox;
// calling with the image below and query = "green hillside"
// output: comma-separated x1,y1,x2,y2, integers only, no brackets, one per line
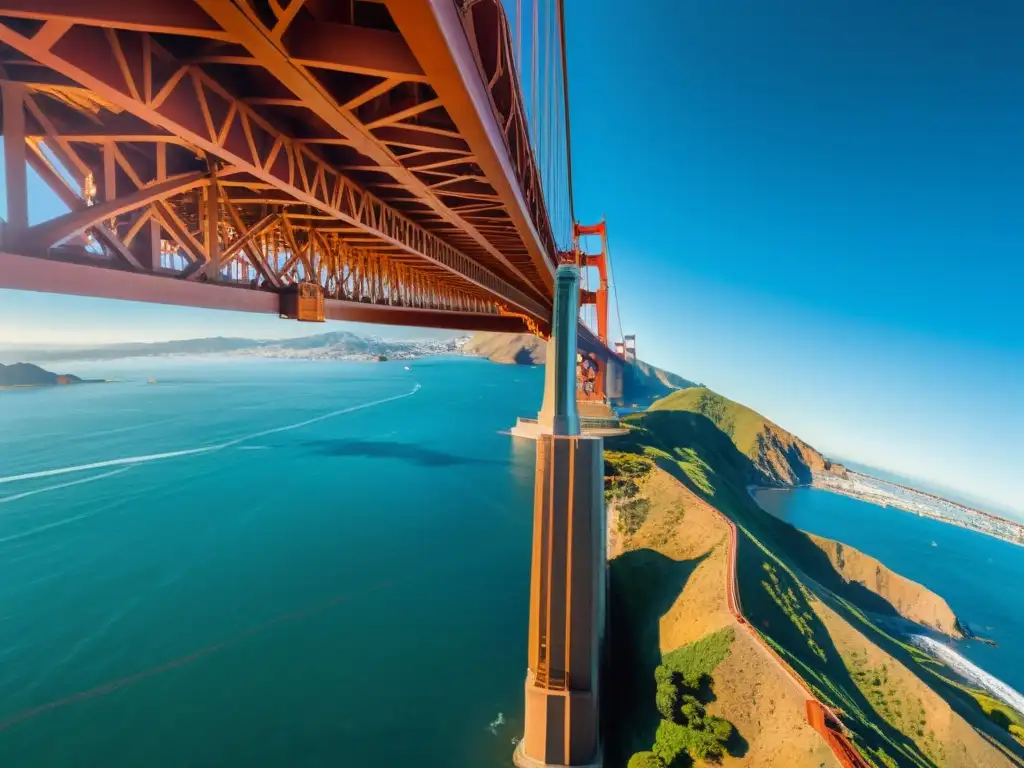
606,389,1024,767
647,387,825,486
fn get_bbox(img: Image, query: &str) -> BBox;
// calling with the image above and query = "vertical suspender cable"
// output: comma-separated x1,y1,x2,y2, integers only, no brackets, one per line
531,0,539,147
556,0,575,228
606,225,626,345
543,0,553,212
516,0,522,72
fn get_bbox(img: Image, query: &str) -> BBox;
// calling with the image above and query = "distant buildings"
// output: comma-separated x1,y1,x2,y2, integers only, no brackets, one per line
229,336,469,362
812,472,1024,547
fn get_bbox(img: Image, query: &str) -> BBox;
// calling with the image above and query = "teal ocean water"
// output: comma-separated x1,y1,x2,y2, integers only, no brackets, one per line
0,357,543,766
754,487,1024,697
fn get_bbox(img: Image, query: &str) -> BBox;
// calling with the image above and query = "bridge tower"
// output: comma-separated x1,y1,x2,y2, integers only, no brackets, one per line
574,221,610,346
516,263,605,768
573,220,624,408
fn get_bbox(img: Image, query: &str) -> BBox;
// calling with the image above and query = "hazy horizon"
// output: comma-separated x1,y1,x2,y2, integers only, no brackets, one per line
1,316,1019,520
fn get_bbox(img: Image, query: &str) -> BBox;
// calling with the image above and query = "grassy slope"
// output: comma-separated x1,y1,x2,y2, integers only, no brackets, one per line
607,389,1023,768
649,387,826,485
606,457,839,767
649,387,773,457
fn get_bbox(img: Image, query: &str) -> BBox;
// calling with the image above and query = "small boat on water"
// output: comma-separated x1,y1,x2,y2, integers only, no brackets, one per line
147,378,157,384
404,365,411,371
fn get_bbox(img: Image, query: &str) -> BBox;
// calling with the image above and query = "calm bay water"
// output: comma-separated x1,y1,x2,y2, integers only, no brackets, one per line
0,356,543,766
754,486,1024,696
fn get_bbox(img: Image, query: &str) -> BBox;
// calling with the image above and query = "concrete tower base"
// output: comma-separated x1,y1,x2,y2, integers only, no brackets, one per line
515,433,605,768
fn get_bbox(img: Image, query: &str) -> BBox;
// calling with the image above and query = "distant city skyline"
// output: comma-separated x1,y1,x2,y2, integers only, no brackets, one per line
1,0,1022,518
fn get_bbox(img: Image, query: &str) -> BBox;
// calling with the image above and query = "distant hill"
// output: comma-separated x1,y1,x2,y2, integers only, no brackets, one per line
5,331,456,363
462,332,696,401
0,363,82,387
623,358,697,404
8,333,355,362
646,386,826,486
462,331,547,365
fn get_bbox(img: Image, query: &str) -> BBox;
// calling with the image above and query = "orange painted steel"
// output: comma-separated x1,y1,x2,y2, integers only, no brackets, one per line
0,1,631,360
715,509,871,768
0,0,583,331
574,221,610,345
0,250,533,334
387,0,559,295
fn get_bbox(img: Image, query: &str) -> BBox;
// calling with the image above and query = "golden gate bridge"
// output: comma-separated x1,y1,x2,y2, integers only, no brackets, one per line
0,2,625,765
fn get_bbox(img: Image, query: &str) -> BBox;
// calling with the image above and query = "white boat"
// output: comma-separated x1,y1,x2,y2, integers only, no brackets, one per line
404,365,411,371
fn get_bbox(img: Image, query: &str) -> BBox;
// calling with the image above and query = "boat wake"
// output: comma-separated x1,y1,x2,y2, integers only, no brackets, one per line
910,635,1024,715
0,384,422,487
0,467,133,506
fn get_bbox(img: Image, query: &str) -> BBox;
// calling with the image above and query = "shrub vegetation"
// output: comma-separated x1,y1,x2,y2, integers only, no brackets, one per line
629,630,738,766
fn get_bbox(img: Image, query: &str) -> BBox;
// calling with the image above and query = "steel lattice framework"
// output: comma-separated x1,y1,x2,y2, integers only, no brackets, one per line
0,0,576,335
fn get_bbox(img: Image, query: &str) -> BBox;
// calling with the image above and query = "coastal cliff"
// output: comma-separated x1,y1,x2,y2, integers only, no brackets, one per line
807,534,963,637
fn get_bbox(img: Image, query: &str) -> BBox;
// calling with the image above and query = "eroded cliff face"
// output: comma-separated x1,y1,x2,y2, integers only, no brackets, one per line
807,534,964,637
754,422,826,486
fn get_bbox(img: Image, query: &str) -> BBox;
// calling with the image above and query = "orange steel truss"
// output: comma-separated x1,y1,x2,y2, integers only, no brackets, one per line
0,0,571,334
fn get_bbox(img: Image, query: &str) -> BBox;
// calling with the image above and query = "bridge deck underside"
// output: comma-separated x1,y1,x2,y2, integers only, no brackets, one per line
0,0,564,333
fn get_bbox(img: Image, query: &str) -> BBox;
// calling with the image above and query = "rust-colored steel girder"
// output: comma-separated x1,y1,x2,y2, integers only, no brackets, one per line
0,5,547,320
386,0,559,292
192,0,549,304
0,250,533,333
0,2,622,354
0,82,509,322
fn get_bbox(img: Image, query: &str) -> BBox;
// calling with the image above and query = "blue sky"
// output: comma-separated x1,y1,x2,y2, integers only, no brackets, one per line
2,0,1022,516
564,0,1023,516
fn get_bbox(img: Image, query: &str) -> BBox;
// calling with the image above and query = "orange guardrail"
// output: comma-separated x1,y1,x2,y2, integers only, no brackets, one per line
713,508,870,768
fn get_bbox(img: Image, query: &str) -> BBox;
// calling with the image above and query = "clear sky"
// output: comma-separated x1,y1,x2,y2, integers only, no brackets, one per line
564,0,1023,516
1,0,1022,516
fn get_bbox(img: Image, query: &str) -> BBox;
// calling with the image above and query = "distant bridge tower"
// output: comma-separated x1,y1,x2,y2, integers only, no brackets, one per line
574,221,609,345
623,334,636,363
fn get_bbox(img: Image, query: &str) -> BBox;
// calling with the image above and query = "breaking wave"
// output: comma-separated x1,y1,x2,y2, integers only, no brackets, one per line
910,635,1024,715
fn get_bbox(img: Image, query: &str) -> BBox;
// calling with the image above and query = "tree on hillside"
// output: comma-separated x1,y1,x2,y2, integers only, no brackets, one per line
627,751,665,768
